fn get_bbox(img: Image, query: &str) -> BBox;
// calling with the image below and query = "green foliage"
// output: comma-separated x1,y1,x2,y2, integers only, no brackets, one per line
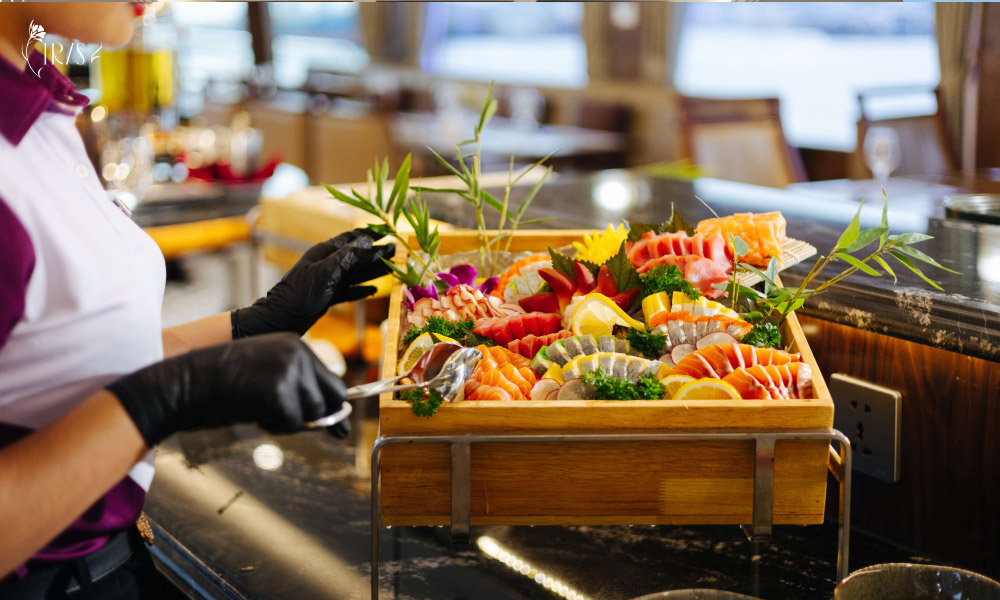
714,190,957,327
402,317,475,346
548,247,578,278
325,155,441,288
626,203,695,242
605,245,641,293
463,331,498,348
399,388,445,418
639,264,701,300
625,328,669,360
581,368,666,400
741,322,782,349
413,81,554,277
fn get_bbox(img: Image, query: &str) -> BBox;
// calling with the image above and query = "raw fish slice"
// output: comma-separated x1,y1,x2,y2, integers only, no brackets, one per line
518,366,537,385
563,337,584,358
624,356,643,380
476,370,523,398
614,338,630,354
723,369,769,400
673,343,797,380
641,360,664,379
499,364,534,397
746,365,784,399
468,384,514,401
580,334,600,356
547,343,571,366
598,336,616,353
612,354,630,378
598,353,615,374
793,362,813,398
721,344,746,370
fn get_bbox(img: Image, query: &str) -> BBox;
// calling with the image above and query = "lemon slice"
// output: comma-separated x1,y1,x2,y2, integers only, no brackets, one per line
673,378,742,400
660,373,695,398
571,293,646,337
397,332,456,376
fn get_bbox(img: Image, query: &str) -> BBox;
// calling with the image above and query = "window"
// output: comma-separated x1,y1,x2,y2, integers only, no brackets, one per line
674,3,938,151
421,2,587,89
169,2,254,112
268,3,368,89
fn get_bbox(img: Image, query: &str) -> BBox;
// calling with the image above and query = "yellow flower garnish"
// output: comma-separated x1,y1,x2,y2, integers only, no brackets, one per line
572,224,629,265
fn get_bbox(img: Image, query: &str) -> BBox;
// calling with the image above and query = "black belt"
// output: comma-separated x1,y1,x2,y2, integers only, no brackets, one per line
0,530,135,599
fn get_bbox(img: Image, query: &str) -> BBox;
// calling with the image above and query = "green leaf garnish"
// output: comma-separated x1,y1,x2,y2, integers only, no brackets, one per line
626,203,695,242
581,368,666,400
639,263,701,299
625,328,668,360
606,245,641,293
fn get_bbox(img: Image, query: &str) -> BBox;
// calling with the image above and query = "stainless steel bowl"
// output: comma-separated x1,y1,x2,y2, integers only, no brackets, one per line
631,591,762,600
835,563,1000,600
943,194,1000,225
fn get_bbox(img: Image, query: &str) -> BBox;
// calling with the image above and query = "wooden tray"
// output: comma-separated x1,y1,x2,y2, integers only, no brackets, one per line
378,230,834,527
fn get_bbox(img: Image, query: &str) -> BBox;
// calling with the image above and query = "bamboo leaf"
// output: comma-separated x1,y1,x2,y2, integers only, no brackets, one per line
880,192,889,248
739,263,779,289
517,217,553,228
732,235,750,259
764,257,779,294
324,185,381,217
410,186,469,195
873,255,897,283
835,252,881,276
390,155,411,226
843,226,889,253
891,243,960,273
888,232,934,245
425,147,467,182
889,251,944,291
835,202,863,250
512,150,558,185
516,166,553,218
477,81,497,133
480,189,507,214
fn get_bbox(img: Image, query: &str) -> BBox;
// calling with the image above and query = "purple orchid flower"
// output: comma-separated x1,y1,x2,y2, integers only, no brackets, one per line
403,264,499,308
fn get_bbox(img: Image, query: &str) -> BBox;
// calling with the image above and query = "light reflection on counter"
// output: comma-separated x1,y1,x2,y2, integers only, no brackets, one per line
477,535,593,600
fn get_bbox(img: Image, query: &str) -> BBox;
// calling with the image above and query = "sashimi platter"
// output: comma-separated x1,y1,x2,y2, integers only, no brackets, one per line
326,88,950,419
392,211,819,414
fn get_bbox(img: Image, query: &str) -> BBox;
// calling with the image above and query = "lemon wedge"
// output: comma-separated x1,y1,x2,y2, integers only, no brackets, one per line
659,373,695,398
571,293,646,337
672,378,742,401
397,332,456,376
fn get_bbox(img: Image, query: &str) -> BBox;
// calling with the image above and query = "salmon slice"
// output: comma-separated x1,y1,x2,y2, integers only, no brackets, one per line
673,343,799,380
468,384,515,401
722,363,813,399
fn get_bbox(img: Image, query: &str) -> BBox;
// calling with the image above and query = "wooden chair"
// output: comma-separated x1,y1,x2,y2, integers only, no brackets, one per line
852,86,957,178
678,96,806,188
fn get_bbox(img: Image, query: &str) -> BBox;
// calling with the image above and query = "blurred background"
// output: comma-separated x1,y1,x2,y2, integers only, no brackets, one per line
37,1,996,346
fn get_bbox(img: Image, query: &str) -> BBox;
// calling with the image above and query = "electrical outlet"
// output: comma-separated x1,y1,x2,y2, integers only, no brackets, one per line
830,373,901,483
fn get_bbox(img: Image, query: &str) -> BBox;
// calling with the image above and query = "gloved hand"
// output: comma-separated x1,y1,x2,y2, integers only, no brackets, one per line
107,333,350,447
232,227,395,338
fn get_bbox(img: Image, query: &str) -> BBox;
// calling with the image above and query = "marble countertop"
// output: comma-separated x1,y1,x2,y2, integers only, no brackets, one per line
146,422,926,600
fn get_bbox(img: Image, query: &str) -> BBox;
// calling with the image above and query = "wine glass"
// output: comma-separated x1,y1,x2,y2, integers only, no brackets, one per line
863,126,902,183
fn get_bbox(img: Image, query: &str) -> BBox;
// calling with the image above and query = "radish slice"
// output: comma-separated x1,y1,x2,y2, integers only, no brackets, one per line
696,331,739,350
544,387,563,400
530,379,562,401
671,343,697,364
659,353,676,369
558,378,597,400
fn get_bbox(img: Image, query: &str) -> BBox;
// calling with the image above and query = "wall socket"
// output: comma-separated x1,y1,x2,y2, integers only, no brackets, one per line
830,373,902,483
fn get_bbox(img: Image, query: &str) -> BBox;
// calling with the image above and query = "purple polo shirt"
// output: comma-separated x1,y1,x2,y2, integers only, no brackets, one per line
0,51,165,578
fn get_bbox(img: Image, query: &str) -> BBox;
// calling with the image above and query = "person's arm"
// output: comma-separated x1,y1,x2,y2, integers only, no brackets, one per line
162,313,231,358
0,390,147,577
0,333,348,579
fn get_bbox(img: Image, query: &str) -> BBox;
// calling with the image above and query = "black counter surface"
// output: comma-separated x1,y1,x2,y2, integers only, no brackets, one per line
147,423,928,600
421,172,1000,362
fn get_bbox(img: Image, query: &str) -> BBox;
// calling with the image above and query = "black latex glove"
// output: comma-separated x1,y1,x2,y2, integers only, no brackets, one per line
107,333,350,447
232,227,395,338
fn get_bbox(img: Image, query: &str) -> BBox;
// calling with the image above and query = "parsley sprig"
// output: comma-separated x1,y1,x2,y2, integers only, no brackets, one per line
398,388,445,418
639,264,701,300
581,368,666,400
625,328,668,360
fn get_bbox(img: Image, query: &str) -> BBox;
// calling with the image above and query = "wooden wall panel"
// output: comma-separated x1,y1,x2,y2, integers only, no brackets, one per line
798,315,1000,577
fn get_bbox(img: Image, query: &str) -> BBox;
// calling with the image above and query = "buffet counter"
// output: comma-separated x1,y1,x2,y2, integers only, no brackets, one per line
146,172,999,598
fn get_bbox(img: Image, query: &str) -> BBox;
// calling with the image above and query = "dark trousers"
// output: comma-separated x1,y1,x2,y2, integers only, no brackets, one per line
0,531,161,600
